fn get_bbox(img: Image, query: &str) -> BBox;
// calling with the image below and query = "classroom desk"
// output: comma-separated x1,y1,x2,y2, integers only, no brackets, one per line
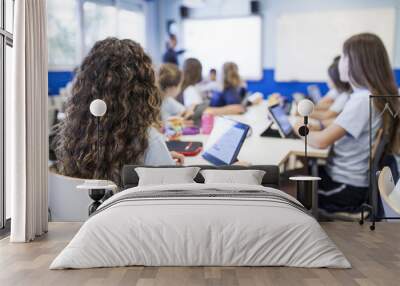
182,101,329,167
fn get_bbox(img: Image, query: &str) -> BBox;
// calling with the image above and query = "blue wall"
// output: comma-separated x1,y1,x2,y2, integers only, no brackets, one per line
48,69,330,97
247,69,329,98
49,69,400,98
48,71,74,95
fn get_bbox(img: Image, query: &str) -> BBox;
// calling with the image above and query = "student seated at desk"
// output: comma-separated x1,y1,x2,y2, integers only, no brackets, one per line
180,58,208,108
310,56,352,126
209,68,217,81
157,63,193,124
205,62,246,116
55,38,184,186
294,33,400,213
201,68,222,94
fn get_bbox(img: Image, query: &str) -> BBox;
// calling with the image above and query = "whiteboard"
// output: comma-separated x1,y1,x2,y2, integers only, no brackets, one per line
182,16,262,80
275,8,396,82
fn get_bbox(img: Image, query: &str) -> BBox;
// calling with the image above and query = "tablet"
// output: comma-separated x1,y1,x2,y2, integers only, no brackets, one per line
267,104,294,138
202,117,250,166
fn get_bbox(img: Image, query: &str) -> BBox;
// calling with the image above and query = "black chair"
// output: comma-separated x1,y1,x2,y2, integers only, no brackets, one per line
360,129,388,230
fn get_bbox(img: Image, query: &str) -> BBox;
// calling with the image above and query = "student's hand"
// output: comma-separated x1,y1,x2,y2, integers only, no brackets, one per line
203,107,215,115
268,93,282,106
182,109,194,120
183,119,195,127
293,119,321,138
232,160,251,167
251,96,263,105
293,119,304,138
170,151,185,166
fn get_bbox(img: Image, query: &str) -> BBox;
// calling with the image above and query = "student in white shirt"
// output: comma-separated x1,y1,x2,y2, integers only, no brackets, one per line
157,63,193,124
294,33,400,213
310,56,352,126
201,68,222,94
180,58,207,108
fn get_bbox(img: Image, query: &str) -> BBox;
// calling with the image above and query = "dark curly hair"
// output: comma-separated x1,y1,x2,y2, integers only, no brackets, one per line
55,38,161,186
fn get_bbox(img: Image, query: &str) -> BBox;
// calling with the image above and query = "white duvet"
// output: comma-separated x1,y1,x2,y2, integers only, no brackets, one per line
50,183,350,269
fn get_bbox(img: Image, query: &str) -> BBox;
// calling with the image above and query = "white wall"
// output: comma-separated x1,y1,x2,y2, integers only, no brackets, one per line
144,0,161,64
157,0,400,69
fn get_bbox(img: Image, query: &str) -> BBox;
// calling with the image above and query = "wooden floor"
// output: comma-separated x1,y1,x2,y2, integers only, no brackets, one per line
0,222,399,286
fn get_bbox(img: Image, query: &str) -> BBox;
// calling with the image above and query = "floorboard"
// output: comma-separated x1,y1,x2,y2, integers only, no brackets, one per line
0,222,399,286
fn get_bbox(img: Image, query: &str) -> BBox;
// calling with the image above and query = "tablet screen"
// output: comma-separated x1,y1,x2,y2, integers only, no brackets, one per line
269,105,293,136
202,117,249,165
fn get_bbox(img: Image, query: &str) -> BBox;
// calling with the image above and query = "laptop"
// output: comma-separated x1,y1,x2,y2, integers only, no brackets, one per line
265,104,297,139
202,117,250,166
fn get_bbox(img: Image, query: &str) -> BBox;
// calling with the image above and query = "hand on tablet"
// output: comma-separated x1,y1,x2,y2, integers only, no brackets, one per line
182,109,194,120
232,160,251,167
170,151,185,166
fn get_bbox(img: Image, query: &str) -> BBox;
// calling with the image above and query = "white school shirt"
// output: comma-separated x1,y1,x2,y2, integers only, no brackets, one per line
160,97,186,123
325,88,381,187
183,84,204,107
200,80,222,93
142,127,175,165
329,92,350,113
325,89,339,100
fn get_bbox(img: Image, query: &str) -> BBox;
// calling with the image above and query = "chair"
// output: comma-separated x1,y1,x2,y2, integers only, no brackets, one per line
377,167,400,216
321,129,385,223
48,171,92,222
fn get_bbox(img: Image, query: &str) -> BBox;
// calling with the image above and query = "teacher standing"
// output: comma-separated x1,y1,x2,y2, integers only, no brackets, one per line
162,34,185,65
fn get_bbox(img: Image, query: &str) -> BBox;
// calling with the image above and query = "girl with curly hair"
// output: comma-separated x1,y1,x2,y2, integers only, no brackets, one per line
55,38,183,186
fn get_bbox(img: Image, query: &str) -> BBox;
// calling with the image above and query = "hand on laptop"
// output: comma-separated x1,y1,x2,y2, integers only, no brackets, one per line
293,118,323,138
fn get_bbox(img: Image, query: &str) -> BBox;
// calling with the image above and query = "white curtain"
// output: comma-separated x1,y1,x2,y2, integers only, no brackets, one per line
8,0,49,242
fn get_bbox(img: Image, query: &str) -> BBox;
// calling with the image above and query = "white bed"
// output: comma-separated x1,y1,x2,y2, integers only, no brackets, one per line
50,183,350,269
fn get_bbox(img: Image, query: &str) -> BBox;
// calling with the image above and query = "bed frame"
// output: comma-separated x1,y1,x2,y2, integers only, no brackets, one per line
121,165,280,190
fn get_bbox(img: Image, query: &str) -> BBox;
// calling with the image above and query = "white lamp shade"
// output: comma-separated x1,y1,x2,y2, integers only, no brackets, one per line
297,99,314,117
89,99,107,117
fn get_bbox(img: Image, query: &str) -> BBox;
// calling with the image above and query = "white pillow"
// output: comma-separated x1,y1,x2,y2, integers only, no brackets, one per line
135,167,201,186
200,169,266,185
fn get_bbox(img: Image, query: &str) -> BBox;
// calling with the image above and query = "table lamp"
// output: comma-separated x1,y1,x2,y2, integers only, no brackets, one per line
290,99,320,217
297,99,314,174
89,99,107,171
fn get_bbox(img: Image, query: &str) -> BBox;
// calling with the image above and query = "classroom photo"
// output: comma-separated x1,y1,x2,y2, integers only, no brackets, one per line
2,0,400,285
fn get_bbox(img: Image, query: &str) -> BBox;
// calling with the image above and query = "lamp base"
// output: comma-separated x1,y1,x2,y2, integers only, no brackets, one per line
88,189,106,215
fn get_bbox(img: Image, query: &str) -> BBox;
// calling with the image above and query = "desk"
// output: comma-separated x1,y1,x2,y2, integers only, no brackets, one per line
182,101,329,167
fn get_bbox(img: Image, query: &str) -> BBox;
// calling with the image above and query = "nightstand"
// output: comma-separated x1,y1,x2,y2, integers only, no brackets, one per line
289,176,321,219
77,180,117,215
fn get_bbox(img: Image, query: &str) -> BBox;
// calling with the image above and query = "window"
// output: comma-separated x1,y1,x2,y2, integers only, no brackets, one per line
1,0,14,231
84,2,146,54
118,9,146,48
47,0,147,69
47,0,79,68
83,2,117,54
5,44,11,220
5,0,13,33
